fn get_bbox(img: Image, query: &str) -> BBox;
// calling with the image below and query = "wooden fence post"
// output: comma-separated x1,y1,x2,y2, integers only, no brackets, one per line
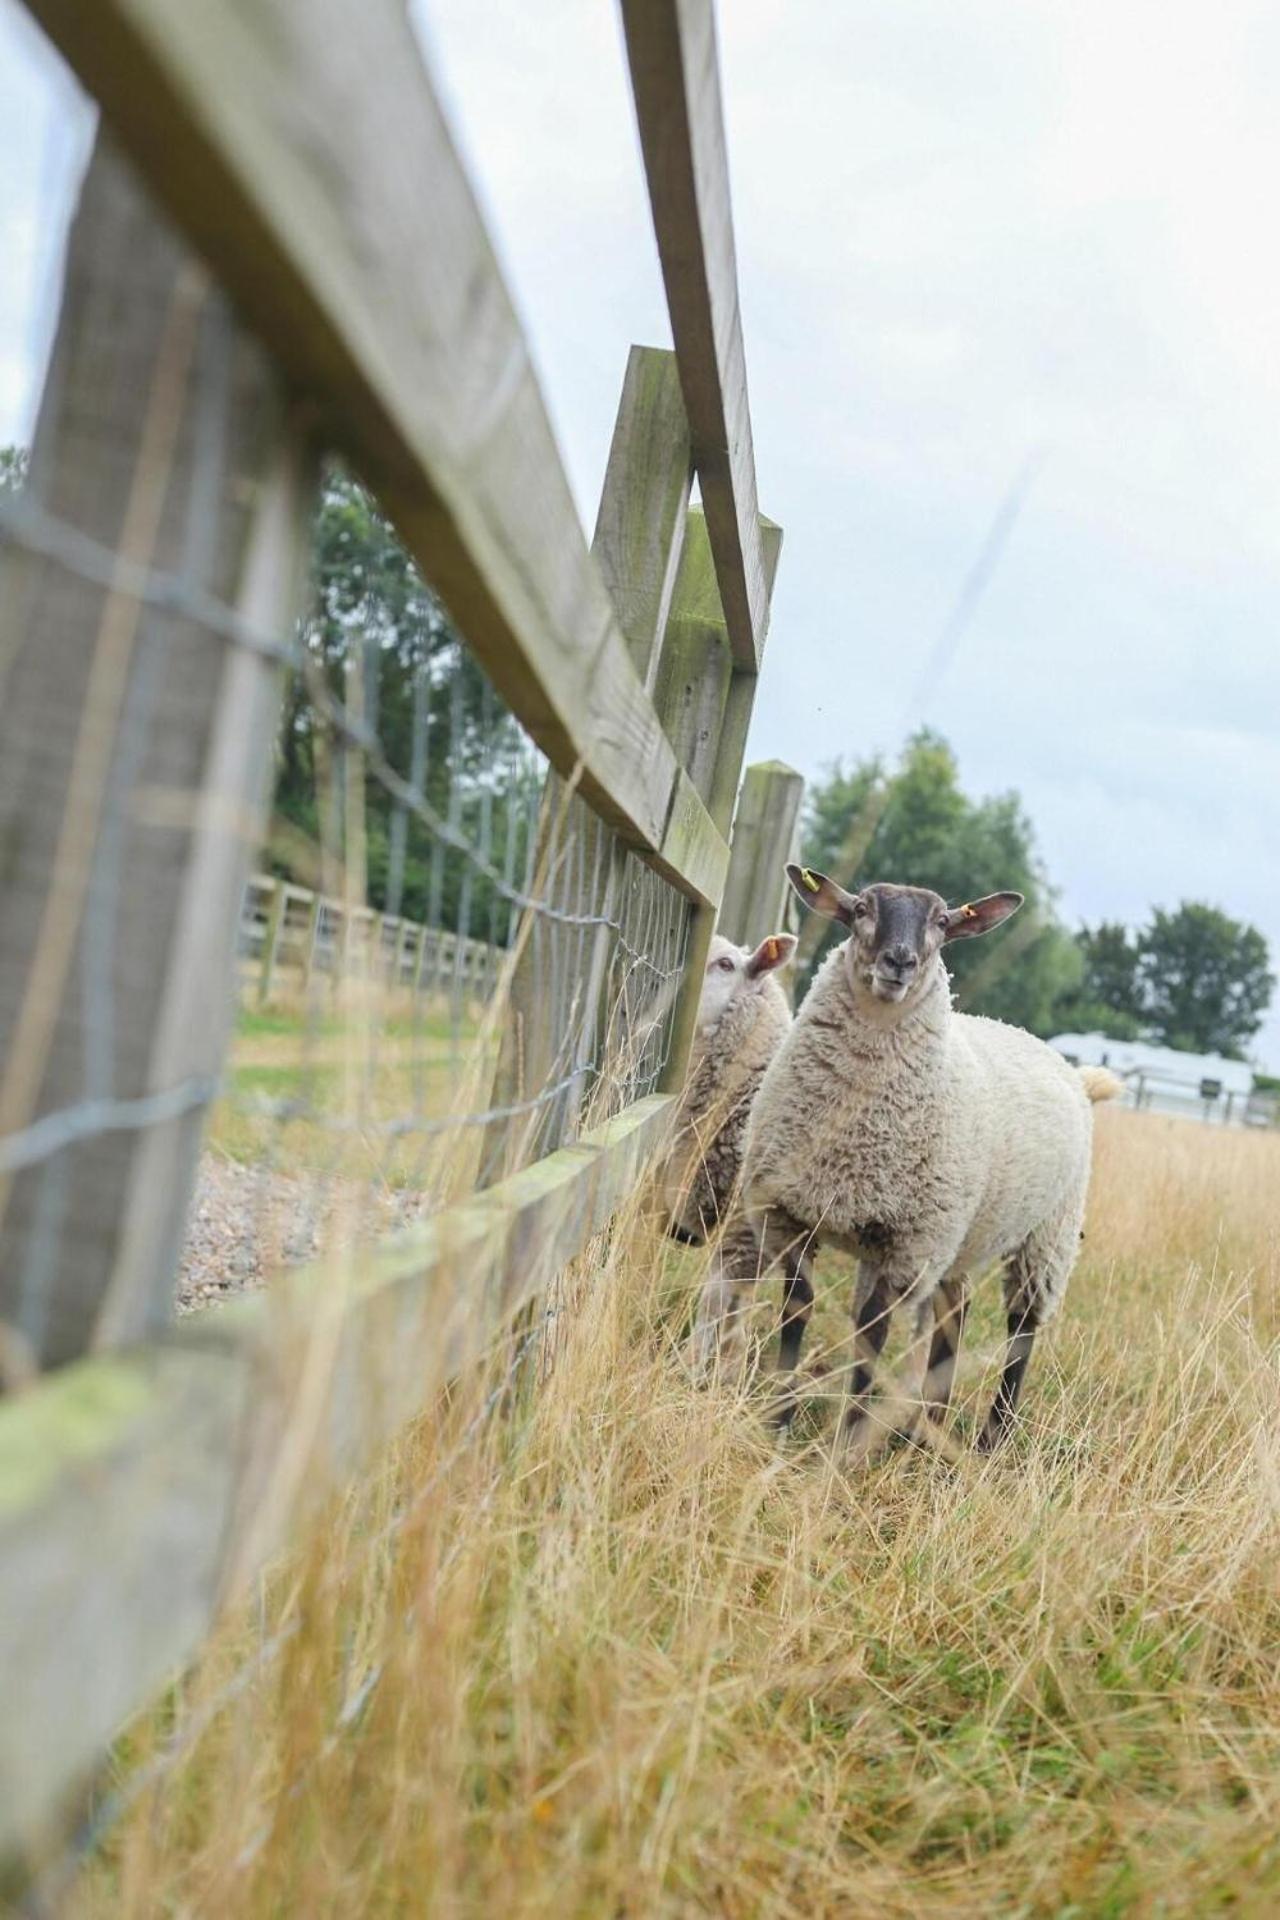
481,347,694,1181
0,137,317,1369
717,759,805,950
300,888,322,991
411,923,429,1001
257,879,285,1006
655,529,784,1095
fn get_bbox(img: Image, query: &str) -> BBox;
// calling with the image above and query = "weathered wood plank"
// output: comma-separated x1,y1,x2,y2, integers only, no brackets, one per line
590,346,693,690
705,520,784,833
653,511,734,802
718,759,806,949
621,0,770,673
0,1091,675,1853
654,518,783,1094
0,136,308,1369
23,0,726,905
659,767,730,907
654,511,784,817
482,349,695,1182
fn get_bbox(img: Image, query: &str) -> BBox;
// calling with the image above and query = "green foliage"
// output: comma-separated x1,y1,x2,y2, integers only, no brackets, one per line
3,442,537,939
1057,906,1273,1057
1051,996,1144,1042
1136,903,1273,1057
1052,923,1145,1040
0,444,28,497
273,465,539,940
799,729,1080,1033
1080,922,1141,1015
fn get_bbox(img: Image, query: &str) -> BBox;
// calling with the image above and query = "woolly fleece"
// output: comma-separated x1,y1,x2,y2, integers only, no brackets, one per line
741,939,1098,1320
661,941,793,1241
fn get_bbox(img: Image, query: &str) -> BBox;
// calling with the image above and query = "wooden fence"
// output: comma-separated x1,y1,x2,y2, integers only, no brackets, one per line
238,873,503,1005
0,0,792,1866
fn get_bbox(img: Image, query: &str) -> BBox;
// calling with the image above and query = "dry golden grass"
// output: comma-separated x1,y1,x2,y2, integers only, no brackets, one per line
75,1108,1280,1917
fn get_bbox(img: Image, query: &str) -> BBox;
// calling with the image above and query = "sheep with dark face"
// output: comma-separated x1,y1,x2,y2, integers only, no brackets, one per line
694,867,1120,1454
659,931,796,1246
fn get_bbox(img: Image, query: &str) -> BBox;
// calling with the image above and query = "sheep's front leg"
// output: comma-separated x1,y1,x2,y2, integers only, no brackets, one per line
923,1276,969,1424
690,1213,762,1378
763,1206,819,1431
843,1269,957,1465
841,1269,895,1453
692,1204,818,1428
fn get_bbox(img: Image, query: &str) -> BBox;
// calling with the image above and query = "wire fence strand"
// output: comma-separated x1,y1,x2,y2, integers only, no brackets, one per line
0,130,700,1902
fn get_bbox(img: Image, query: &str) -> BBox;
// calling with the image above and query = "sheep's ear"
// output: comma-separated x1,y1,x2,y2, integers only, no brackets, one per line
745,931,798,978
785,864,859,925
942,891,1024,941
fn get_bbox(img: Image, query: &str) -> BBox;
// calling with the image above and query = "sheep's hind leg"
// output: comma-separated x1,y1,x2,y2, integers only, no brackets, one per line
839,1272,894,1457
976,1251,1042,1452
922,1276,969,1425
977,1196,1082,1452
760,1207,819,1431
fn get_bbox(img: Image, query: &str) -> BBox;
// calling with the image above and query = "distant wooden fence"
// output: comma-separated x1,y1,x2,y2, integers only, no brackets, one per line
0,0,795,1865
239,873,502,1005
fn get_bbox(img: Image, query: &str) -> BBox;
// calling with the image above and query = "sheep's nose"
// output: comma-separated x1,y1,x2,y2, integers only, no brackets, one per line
882,944,918,976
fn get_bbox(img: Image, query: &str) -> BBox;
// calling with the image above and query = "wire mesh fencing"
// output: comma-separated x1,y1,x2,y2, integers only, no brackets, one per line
0,134,698,1901
15,1277,570,1918
175,470,692,1327
0,140,692,1364
0,34,777,1885
0,434,692,1322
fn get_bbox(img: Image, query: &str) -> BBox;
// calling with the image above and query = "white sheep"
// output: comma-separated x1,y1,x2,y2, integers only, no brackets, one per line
693,867,1121,1455
658,930,796,1245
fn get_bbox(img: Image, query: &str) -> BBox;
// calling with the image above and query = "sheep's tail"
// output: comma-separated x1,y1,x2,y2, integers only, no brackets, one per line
1078,1066,1125,1104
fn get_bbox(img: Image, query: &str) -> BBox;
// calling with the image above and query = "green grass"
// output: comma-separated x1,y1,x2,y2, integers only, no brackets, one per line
235,1006,466,1045
206,998,493,1184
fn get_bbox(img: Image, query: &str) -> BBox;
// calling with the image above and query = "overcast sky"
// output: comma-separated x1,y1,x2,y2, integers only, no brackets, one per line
3,0,1278,1063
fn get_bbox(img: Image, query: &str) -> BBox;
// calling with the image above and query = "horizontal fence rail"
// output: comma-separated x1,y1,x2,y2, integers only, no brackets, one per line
24,0,729,909
239,874,503,1005
0,0,784,1886
0,1094,674,1852
622,0,770,674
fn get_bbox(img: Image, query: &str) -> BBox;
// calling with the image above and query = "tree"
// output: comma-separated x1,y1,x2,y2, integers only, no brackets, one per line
1053,922,1144,1040
0,444,28,497
798,729,1081,1033
4,445,538,942
1136,904,1273,1057
1078,922,1140,1014
273,464,538,940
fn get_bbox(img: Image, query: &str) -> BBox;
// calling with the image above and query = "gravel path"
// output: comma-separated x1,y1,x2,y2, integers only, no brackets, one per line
176,1154,425,1315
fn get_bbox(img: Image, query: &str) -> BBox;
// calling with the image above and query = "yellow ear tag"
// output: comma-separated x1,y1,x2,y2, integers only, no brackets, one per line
765,937,778,962
962,903,977,919
801,868,819,891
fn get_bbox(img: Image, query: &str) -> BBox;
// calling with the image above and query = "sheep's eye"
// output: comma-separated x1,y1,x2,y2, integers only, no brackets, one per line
716,955,737,972
853,902,870,921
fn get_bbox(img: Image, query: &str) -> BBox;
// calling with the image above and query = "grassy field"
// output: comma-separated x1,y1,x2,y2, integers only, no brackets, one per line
206,1000,493,1186
76,1106,1280,1917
